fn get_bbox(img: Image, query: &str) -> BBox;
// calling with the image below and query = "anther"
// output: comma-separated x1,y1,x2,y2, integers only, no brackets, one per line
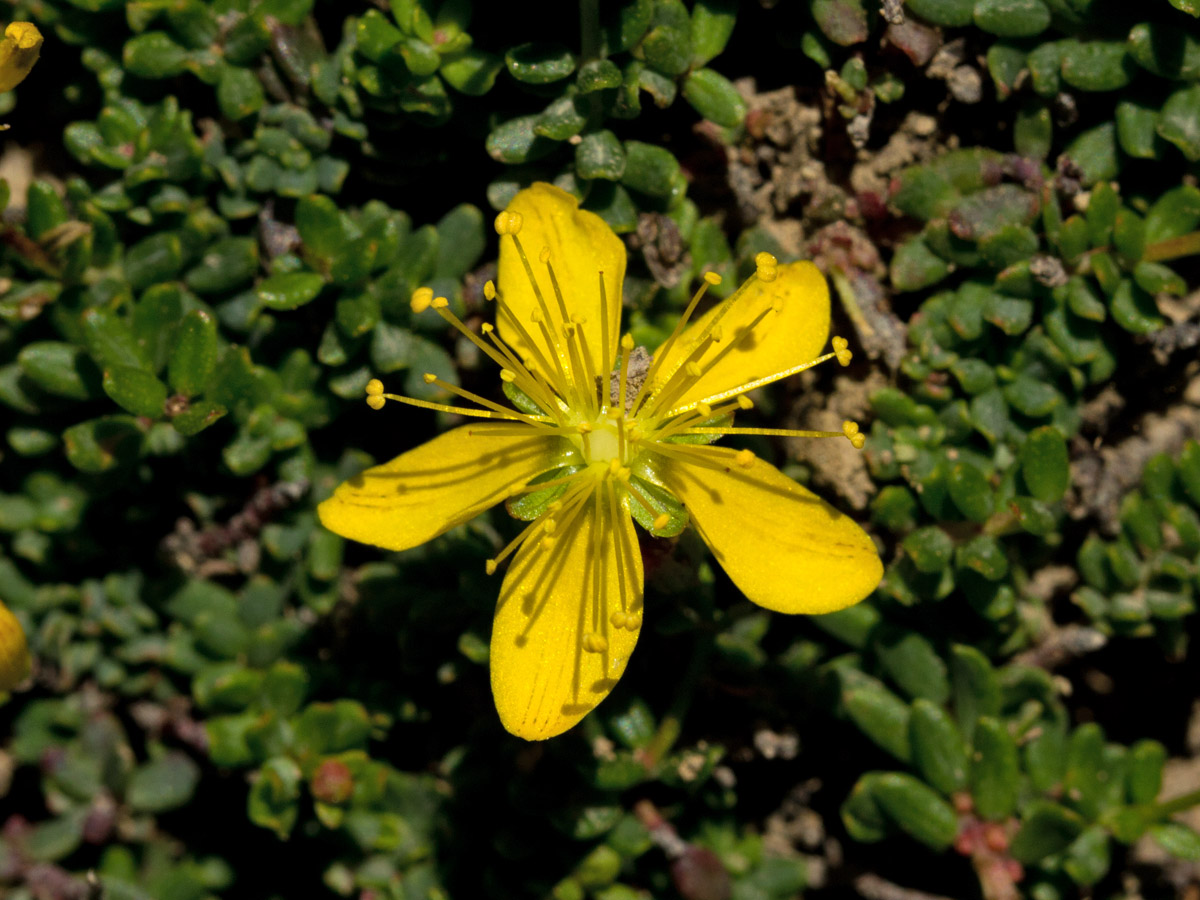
608,459,621,476
736,449,756,468
422,372,437,384
571,314,586,324
481,322,494,334
755,251,779,282
832,335,853,366
432,296,449,309
366,379,384,396
843,420,866,450
539,246,550,263
621,333,634,351
410,287,434,313
616,466,631,481
697,402,713,418
710,325,724,342
626,614,642,630
494,210,523,236
578,422,594,434
610,611,627,628
704,271,722,286
736,395,754,410
652,513,670,531
500,369,516,383
483,280,496,301
543,518,557,535
583,633,608,653
485,559,498,575
685,362,702,378
540,535,557,552
366,395,386,411
531,308,544,323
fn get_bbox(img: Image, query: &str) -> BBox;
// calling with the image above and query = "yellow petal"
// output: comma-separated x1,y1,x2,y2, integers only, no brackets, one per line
656,447,881,614
496,183,626,382
0,23,42,93
491,483,643,740
0,599,31,692
652,261,830,410
318,424,564,552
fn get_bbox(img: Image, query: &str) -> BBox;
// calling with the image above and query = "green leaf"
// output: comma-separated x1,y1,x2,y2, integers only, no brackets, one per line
1011,801,1084,863
172,400,227,436
1126,739,1166,804
951,644,1001,740
905,0,974,25
169,310,219,396
873,626,950,703
1158,85,1200,161
690,0,736,66
1110,280,1164,335
682,68,747,128
1149,823,1200,861
186,237,259,294
217,66,265,120
973,0,1050,37
621,141,682,198
641,0,693,75
257,271,324,311
576,130,627,181
123,32,190,78
811,0,869,46
440,48,504,95
842,676,912,762
1064,121,1119,185
124,232,185,290
902,526,953,573
909,699,969,795
970,717,1020,820
1063,827,1110,886
1059,40,1134,91
486,116,555,164
17,342,102,401
505,42,576,83
891,236,951,292
873,773,960,850
1128,23,1200,80
1145,185,1200,245
1021,426,1069,504
576,59,622,93
127,752,200,813
82,308,148,372
248,756,302,839
103,366,168,418
63,416,143,473
841,773,889,842
948,461,995,523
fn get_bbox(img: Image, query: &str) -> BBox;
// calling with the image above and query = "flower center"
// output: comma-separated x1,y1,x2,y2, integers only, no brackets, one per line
583,417,621,464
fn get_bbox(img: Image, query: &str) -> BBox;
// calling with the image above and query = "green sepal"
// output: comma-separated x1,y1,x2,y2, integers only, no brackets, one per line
502,379,549,417
506,466,583,522
625,476,688,538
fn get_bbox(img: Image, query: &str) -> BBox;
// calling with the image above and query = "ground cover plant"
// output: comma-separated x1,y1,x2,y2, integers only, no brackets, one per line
2,1,1200,899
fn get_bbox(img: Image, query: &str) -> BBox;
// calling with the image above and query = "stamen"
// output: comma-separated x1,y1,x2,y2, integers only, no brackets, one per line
843,420,866,449
420,374,552,426
652,513,670,531
509,232,574,390
494,210,523,235
485,477,593,574
483,280,496,301
833,335,853,366
617,333,634,414
681,426,848,440
755,251,778,282
735,449,755,468
411,287,434,314
582,633,608,653
598,274,613,391
629,271,719,412
365,378,386,410
664,345,845,418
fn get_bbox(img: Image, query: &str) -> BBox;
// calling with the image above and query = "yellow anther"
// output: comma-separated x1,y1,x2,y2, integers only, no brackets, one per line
571,313,586,324
494,210,523,236
703,271,722,286
485,559,498,576
843,420,866,449
531,308,544,323
539,245,550,263
547,500,563,513
483,280,497,301
541,535,557,552
422,372,438,384
755,252,779,282
652,513,671,531
583,633,608,653
608,459,621,476
366,379,384,396
626,424,643,442
500,369,516,383
432,296,449,309
736,395,754,410
735,448,756,468
410,287,434,313
626,614,642,631
610,611,628,628
366,395,386,410
697,402,713,418
710,325,724,342
578,422,594,434
617,467,631,481
543,518,557,535
686,361,703,378
563,322,576,337
621,333,635,350
481,322,494,334
832,335,853,366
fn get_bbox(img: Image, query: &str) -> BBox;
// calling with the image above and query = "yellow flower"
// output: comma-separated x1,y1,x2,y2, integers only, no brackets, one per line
0,599,31,692
319,183,882,740
0,23,42,94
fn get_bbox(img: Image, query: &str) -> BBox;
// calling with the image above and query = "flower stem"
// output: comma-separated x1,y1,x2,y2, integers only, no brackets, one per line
1155,787,1200,818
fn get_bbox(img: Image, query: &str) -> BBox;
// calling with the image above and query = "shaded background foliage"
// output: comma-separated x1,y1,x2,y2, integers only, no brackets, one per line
2,1,1200,899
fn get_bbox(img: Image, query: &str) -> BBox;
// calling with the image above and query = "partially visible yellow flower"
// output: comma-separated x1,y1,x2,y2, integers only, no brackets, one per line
0,599,31,692
319,183,883,740
0,23,42,93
